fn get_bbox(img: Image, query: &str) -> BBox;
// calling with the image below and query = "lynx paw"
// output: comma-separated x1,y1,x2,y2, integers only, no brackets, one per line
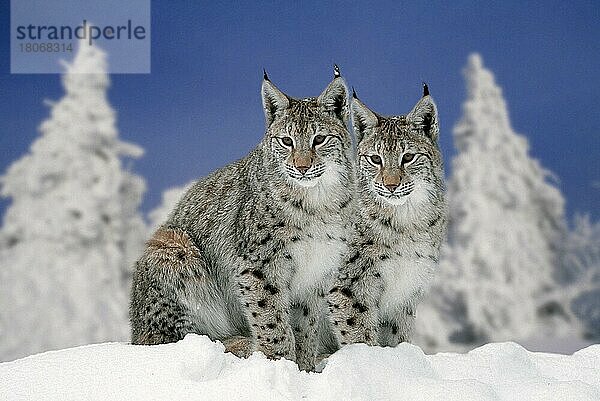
314,353,331,373
295,351,317,372
257,329,296,362
222,336,254,358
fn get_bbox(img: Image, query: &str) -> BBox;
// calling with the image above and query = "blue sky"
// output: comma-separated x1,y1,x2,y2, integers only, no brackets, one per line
0,1,598,220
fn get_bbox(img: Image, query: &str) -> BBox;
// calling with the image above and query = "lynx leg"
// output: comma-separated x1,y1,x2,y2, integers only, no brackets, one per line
378,306,415,347
236,261,296,361
328,286,378,346
327,258,381,347
316,301,340,355
290,294,324,371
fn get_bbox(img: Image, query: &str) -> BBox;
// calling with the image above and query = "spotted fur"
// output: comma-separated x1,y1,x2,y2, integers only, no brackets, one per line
130,72,353,371
328,88,447,347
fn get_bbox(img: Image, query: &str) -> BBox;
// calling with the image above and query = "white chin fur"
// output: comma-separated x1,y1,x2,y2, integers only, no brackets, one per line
293,177,320,188
382,195,409,206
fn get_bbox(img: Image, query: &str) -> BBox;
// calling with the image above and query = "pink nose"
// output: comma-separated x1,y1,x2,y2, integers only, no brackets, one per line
385,183,398,193
296,165,310,175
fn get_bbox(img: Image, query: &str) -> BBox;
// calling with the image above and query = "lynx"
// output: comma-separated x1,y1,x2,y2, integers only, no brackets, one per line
327,85,447,347
130,67,353,371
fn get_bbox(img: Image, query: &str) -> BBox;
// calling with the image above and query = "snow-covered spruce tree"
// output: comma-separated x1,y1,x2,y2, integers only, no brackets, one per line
559,214,600,339
415,54,568,350
0,42,146,361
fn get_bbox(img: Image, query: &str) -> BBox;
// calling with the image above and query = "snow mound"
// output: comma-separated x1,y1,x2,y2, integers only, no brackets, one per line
1,334,598,401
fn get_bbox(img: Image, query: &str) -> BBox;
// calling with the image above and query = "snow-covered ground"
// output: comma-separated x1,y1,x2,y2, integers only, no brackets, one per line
1,334,598,401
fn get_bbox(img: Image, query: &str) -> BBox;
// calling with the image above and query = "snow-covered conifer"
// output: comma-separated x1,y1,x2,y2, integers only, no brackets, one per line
0,42,146,361
415,54,567,349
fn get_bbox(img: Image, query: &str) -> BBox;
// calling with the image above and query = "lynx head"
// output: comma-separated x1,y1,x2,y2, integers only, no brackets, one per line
261,67,350,189
352,85,442,207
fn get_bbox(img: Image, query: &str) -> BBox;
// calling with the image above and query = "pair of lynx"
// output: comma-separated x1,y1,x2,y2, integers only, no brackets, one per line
130,66,446,371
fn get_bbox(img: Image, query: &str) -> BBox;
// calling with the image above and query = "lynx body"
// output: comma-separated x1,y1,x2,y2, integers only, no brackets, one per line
328,86,447,347
130,71,353,371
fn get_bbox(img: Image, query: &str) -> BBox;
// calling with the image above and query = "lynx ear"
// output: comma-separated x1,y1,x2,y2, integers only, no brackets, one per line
317,66,349,125
407,89,439,141
261,72,290,127
351,94,379,143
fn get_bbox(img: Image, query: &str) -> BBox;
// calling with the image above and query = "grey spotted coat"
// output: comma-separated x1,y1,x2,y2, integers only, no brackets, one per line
327,87,447,348
130,71,353,371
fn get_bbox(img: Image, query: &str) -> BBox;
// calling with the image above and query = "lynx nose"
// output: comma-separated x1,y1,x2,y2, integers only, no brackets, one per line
293,153,312,176
385,183,399,193
296,165,310,175
382,171,401,193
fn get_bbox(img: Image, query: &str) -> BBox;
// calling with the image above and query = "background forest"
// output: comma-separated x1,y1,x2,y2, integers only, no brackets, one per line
0,42,598,361
0,2,598,362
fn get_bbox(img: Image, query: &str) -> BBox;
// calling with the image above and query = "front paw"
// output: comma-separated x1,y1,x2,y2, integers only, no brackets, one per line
314,354,330,373
363,329,379,346
337,326,379,347
257,330,296,361
295,350,316,372
222,336,254,358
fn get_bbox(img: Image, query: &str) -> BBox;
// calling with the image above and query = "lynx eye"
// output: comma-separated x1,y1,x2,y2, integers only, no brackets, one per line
279,137,294,147
313,134,326,146
402,153,415,164
368,154,382,165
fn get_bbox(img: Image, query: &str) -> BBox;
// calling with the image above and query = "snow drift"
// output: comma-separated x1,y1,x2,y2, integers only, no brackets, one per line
1,335,598,401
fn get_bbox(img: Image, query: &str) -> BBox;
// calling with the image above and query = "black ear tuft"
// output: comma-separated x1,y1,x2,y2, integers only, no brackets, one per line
352,86,358,99
263,69,269,81
422,82,430,97
334,64,341,78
